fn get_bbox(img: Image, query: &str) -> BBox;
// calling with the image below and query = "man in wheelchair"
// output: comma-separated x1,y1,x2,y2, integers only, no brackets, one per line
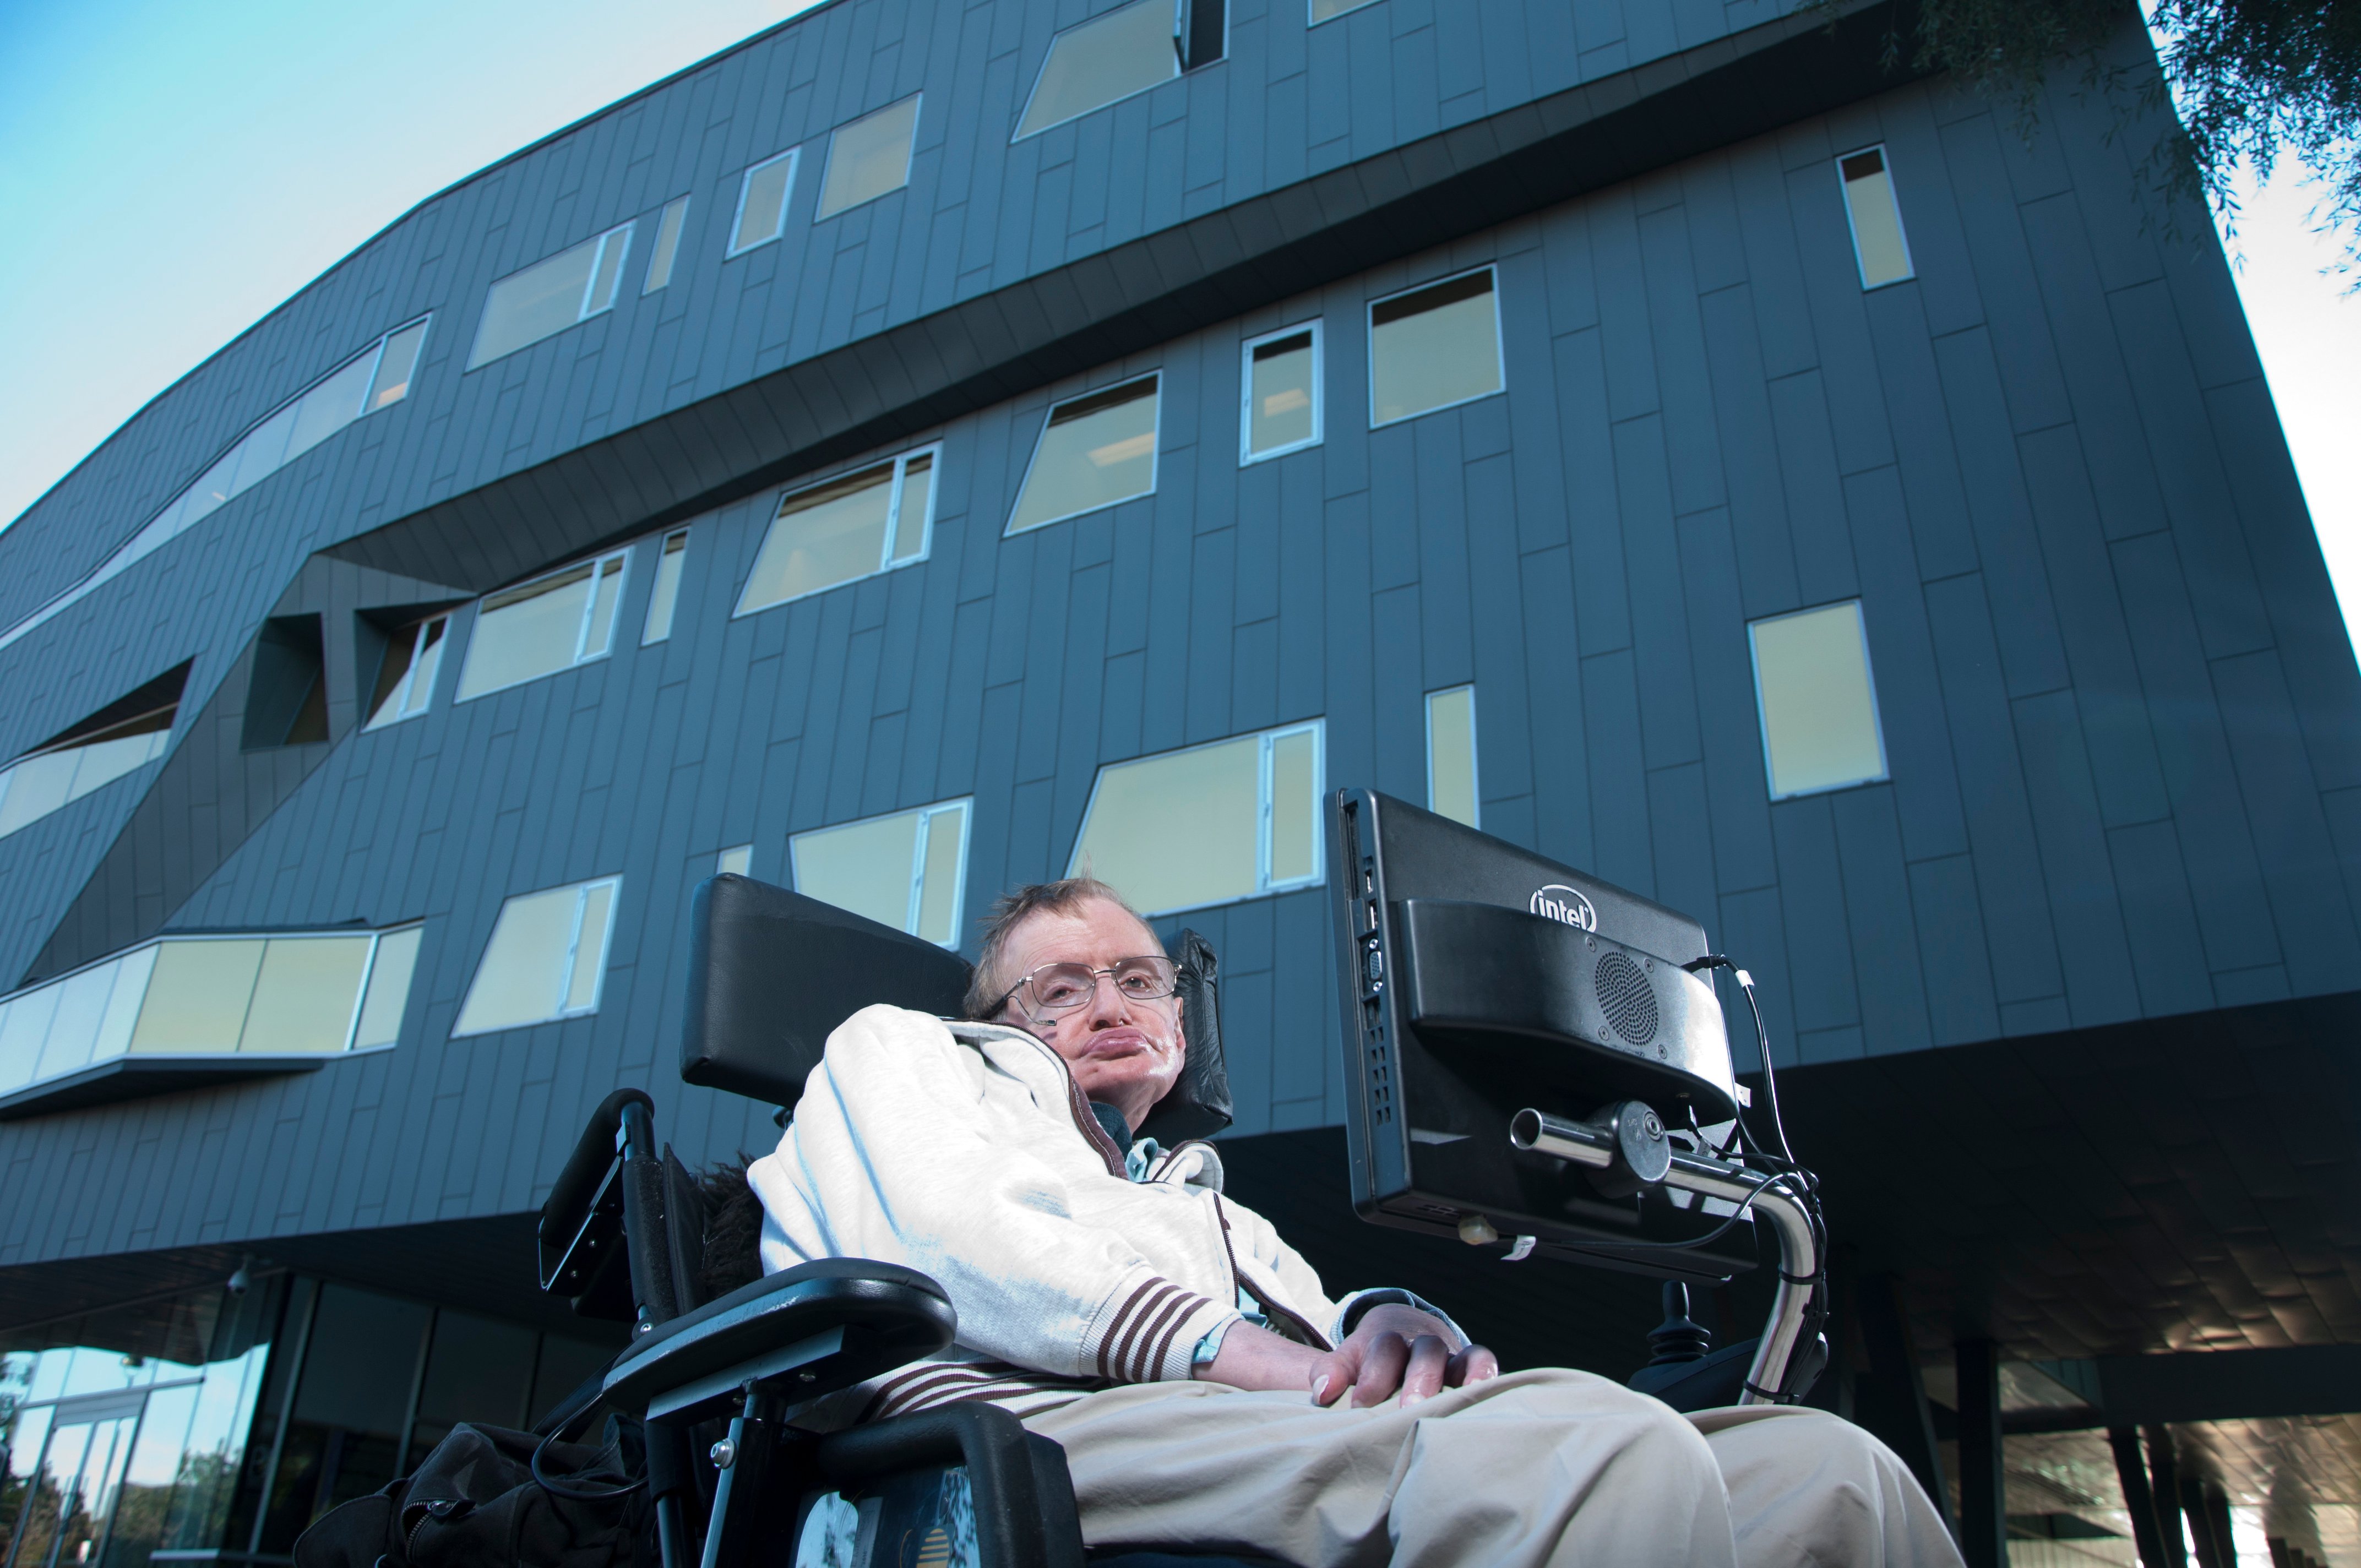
743,876,1961,1568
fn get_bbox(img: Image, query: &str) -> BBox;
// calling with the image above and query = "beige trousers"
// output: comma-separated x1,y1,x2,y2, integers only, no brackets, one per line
1024,1369,1963,1568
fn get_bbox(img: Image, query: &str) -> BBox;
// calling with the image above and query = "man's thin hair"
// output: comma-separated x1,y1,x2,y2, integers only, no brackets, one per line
965,876,1156,1020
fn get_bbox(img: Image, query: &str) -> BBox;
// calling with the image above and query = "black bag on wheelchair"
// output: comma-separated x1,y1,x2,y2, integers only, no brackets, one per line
292,1419,654,1568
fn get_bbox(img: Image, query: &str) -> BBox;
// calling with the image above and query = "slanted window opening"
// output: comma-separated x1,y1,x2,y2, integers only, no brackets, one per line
1068,721,1324,917
1368,266,1504,427
1240,321,1323,464
790,799,973,948
736,447,939,616
1426,684,1479,828
817,97,922,220
1836,145,1915,290
242,615,330,751
1014,0,1182,140
1748,600,1890,800
728,150,800,257
642,530,692,644
1309,0,1380,21
1007,377,1159,535
363,614,451,731
0,665,188,841
452,877,622,1036
455,550,632,703
467,224,634,370
643,196,691,293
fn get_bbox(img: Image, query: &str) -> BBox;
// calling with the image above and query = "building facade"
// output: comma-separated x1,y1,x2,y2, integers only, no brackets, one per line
3,0,2358,1559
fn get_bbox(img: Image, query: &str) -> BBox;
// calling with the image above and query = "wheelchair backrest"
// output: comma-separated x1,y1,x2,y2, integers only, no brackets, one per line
680,873,1234,1143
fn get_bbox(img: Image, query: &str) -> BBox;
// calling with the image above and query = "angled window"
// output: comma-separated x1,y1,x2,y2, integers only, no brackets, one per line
1241,322,1321,463
1749,601,1889,799
1069,721,1323,917
1310,0,1380,21
818,97,921,220
0,923,423,1110
467,223,634,370
729,150,799,256
738,448,937,614
453,878,620,1036
791,799,972,948
1426,684,1479,828
644,195,690,293
363,614,450,731
1837,146,1914,290
643,529,692,644
241,614,329,750
1007,378,1158,535
1370,268,1503,427
0,668,185,840
1014,0,1179,139
456,550,630,701
716,845,753,877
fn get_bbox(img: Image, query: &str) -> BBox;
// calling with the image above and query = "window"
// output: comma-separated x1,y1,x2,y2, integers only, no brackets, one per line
1069,721,1323,917
1749,601,1889,799
818,97,921,220
737,449,937,614
1014,0,1180,139
0,924,422,1104
453,878,619,1035
790,801,972,948
1007,378,1158,535
1241,322,1322,462
1369,268,1503,427
363,614,450,730
241,614,329,750
644,196,690,293
1426,685,1479,827
0,678,182,841
1837,146,1914,290
642,530,690,644
455,550,630,701
1310,0,1379,20
716,845,753,877
729,150,799,255
467,224,633,369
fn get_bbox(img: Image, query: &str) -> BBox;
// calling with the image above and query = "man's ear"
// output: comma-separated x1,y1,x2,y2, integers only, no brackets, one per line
1172,994,1187,1059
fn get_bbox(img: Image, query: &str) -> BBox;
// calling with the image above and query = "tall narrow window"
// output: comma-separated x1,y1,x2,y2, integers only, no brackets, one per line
642,530,690,644
643,196,690,293
1241,323,1322,463
1069,721,1324,916
1837,146,1914,290
818,97,921,220
790,799,972,948
456,551,630,701
365,614,450,731
0,690,179,841
468,224,634,369
1426,685,1479,827
1008,378,1158,535
1014,0,1180,139
729,150,799,256
1749,601,1889,799
453,877,621,1035
1369,268,1504,427
366,320,429,412
737,448,937,614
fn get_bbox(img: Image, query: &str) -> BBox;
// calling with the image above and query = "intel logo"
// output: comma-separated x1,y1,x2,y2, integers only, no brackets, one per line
1530,884,1597,931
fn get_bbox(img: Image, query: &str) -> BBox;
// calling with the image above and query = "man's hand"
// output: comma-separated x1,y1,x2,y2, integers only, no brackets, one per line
1306,1302,1500,1408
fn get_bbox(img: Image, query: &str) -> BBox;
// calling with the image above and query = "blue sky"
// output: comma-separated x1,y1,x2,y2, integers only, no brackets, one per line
2,0,2355,651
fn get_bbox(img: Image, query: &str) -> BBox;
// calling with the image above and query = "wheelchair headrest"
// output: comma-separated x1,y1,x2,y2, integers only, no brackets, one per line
680,874,1232,1144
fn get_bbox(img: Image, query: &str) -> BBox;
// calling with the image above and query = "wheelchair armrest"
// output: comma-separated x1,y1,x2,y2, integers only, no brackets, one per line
603,1259,954,1423
818,1406,1086,1568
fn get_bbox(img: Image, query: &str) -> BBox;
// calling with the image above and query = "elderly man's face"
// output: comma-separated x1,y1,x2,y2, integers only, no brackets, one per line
994,896,1186,1134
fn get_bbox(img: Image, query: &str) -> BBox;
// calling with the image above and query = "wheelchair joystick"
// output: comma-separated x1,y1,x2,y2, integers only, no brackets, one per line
1644,1282,1713,1366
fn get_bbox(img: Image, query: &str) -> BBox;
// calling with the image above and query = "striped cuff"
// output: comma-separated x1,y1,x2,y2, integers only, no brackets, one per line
1086,1271,1237,1383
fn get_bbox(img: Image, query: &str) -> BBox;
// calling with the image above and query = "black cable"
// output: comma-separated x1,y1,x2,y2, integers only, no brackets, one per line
530,1427,644,1500
1732,970,1798,1170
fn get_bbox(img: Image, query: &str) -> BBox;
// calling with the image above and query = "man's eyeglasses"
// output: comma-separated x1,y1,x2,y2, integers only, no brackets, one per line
990,956,1179,1019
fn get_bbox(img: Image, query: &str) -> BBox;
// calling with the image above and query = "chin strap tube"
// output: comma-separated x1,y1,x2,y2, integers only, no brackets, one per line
1509,1107,1822,1404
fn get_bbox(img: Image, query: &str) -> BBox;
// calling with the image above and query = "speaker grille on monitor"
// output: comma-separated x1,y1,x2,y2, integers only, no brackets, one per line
1595,950,1660,1046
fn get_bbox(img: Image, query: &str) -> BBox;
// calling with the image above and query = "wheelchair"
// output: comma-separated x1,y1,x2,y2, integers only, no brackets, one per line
532,873,1278,1568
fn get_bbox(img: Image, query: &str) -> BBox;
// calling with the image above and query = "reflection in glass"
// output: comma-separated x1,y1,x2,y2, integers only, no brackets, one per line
128,941,266,1055
818,97,921,220
467,225,632,369
1369,270,1503,426
1007,379,1158,534
644,197,690,293
738,450,937,615
366,320,429,413
454,878,621,1035
1069,723,1326,915
1425,685,1479,827
1309,0,1380,20
731,151,798,254
642,531,690,644
1749,601,1888,799
716,845,753,877
456,551,629,701
364,616,448,730
790,801,970,947
352,927,422,1050
0,704,176,840
238,938,374,1056
1015,0,1179,138
1243,328,1319,460
1838,146,1914,288
1266,726,1319,885
915,803,969,948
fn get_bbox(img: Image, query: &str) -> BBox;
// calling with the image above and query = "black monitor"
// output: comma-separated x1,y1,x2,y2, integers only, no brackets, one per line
1329,788,1756,1283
